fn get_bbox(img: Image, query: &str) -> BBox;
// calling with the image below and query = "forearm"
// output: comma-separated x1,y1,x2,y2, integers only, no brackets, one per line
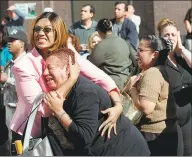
109,90,123,111
56,77,77,99
71,45,117,92
180,46,192,68
55,110,72,132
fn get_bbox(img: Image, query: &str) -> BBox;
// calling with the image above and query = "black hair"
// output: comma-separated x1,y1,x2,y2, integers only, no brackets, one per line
184,8,192,23
82,4,95,14
141,35,172,65
115,1,128,11
0,25,8,47
97,18,113,33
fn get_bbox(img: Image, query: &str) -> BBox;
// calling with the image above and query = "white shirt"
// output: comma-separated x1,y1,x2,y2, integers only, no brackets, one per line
130,14,141,33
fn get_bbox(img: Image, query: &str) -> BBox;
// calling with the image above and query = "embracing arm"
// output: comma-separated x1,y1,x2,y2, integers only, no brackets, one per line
68,43,118,92
179,46,192,68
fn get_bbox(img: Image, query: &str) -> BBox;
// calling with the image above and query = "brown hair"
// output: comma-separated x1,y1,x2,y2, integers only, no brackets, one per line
50,47,75,67
30,12,68,52
157,18,177,35
68,34,81,53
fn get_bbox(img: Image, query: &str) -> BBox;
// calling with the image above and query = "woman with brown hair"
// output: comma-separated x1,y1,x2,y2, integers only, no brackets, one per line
157,18,192,155
10,12,123,143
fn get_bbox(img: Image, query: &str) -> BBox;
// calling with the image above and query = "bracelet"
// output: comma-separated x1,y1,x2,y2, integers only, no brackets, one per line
58,110,66,121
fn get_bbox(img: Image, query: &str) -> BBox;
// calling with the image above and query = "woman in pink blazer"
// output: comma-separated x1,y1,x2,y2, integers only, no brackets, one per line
10,12,123,139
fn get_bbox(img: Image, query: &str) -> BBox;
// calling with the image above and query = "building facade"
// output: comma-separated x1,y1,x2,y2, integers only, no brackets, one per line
0,1,191,40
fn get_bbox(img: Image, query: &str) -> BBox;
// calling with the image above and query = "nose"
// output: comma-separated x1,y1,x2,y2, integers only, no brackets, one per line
43,67,49,76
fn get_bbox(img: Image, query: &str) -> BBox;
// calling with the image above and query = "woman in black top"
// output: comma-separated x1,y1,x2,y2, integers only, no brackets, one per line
157,18,192,156
43,47,150,156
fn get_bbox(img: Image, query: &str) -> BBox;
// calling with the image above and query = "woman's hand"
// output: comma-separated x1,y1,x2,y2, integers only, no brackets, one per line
126,74,142,93
98,103,122,139
175,31,184,54
44,91,65,115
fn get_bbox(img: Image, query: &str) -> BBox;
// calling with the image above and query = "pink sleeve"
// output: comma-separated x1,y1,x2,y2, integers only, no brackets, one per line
14,61,51,117
68,44,118,92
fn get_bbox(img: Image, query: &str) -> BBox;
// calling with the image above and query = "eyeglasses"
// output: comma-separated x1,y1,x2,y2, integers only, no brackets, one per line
33,26,54,34
137,48,152,53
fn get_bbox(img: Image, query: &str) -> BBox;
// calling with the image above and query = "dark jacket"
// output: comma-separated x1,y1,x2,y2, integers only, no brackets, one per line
111,18,138,50
45,76,150,156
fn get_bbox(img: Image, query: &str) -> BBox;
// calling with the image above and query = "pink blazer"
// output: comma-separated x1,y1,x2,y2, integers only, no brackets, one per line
10,45,117,137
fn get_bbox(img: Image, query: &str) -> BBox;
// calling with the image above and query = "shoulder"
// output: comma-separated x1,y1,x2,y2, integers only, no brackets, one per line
143,67,163,79
70,21,81,29
74,76,98,95
92,20,98,26
123,18,136,28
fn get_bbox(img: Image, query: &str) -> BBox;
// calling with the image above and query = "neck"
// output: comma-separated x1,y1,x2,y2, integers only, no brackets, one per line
115,16,124,23
168,51,177,66
81,19,92,27
142,61,156,72
38,49,50,60
103,31,112,38
13,49,25,60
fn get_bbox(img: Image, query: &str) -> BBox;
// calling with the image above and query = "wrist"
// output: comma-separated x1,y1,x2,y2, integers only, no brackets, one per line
114,102,123,112
57,110,67,121
55,109,65,117
69,75,78,82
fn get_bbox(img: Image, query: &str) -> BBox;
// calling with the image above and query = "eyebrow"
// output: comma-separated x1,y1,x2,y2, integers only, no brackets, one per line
35,25,53,27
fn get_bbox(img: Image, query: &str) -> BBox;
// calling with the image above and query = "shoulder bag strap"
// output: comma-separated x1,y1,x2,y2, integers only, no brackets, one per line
22,92,45,152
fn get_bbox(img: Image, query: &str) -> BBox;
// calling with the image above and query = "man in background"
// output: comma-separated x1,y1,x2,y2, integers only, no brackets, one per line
111,1,138,50
126,5,141,34
4,5,25,36
68,4,97,58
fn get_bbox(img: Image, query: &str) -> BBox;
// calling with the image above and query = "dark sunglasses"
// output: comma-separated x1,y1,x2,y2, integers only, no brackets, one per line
33,26,54,33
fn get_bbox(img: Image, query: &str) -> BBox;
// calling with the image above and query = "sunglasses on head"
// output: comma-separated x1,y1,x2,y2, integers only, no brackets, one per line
33,26,54,33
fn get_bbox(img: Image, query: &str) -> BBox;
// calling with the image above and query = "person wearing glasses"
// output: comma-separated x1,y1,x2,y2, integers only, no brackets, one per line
127,35,181,155
42,47,150,156
9,12,123,143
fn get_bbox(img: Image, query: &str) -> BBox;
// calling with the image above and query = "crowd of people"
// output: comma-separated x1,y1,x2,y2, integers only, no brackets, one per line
0,1,191,156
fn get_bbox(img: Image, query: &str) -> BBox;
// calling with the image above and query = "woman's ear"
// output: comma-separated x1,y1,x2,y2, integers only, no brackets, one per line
152,51,159,59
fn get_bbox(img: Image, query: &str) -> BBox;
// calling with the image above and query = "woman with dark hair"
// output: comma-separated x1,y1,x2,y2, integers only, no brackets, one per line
88,18,134,91
184,8,192,52
126,35,181,155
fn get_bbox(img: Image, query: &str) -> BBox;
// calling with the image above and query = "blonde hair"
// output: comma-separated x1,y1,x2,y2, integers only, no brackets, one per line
30,12,68,52
157,18,177,36
88,31,100,52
